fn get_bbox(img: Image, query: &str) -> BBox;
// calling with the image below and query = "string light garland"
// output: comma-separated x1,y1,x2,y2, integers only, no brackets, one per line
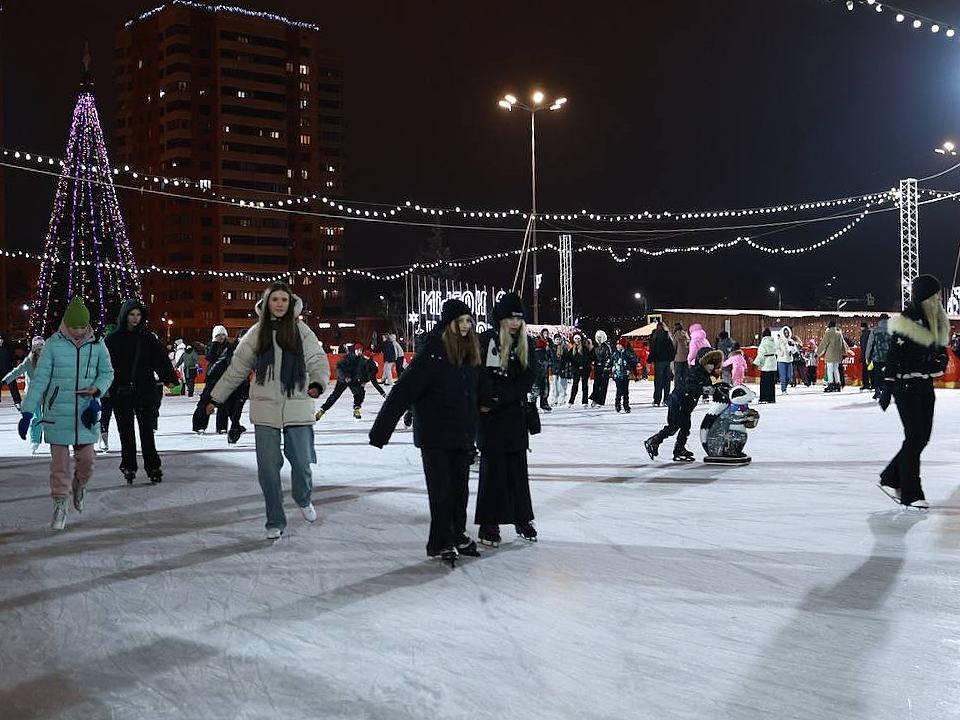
835,1,957,39
0,145,899,230
126,1,318,30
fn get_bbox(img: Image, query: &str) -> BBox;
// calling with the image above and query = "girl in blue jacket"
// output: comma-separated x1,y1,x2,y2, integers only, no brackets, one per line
21,298,114,530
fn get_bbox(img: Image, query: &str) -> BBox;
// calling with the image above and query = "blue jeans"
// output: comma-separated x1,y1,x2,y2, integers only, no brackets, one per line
777,361,792,392
254,424,315,531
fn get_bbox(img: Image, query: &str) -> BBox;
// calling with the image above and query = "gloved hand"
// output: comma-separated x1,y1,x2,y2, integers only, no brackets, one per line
81,398,101,429
879,386,892,412
18,412,33,440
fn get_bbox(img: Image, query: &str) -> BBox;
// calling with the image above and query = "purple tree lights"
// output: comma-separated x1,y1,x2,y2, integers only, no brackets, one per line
32,89,141,338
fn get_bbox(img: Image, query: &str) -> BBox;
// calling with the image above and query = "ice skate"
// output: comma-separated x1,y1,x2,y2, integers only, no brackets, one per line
437,548,458,567
353,407,362,421
456,535,481,557
672,447,695,462
877,482,901,504
51,498,67,531
300,503,317,522
478,524,501,548
121,467,136,484
516,522,538,542
148,468,163,484
266,527,283,540
904,499,931,511
644,437,660,460
72,479,86,513
227,426,246,444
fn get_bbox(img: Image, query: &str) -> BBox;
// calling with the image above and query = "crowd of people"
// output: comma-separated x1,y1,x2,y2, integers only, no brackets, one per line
2,275,951,552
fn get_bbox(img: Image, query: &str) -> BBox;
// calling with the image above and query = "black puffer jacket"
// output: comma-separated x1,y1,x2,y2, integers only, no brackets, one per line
369,329,482,450
105,299,178,400
336,351,377,384
885,302,950,381
477,329,538,453
668,349,722,413
647,327,676,364
549,345,572,379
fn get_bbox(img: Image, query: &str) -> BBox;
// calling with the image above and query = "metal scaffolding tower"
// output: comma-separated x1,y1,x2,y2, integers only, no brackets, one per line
899,178,919,310
559,233,573,326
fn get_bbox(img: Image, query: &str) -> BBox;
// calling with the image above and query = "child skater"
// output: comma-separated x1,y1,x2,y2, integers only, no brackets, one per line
369,299,485,567
3,336,46,453
20,297,114,530
315,343,385,420
644,348,722,462
722,344,748,387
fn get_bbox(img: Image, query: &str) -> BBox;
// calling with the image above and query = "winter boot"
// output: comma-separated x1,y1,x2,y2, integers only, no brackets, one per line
148,468,163,484
227,426,245,444
353,406,362,420
624,404,631,414
456,535,481,557
51,499,67,531
478,524,501,548
644,436,661,460
72,478,86,513
121,467,137,484
516,522,538,542
673,447,695,462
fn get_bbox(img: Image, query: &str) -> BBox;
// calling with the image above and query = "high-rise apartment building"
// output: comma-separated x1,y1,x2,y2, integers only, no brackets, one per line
114,2,345,341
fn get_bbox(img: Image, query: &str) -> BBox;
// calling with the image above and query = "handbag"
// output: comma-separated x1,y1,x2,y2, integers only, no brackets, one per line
523,400,541,435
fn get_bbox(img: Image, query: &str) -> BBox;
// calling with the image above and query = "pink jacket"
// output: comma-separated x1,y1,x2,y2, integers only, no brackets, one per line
687,323,711,365
722,353,748,385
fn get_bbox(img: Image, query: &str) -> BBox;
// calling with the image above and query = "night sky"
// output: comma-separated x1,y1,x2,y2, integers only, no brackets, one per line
4,0,960,322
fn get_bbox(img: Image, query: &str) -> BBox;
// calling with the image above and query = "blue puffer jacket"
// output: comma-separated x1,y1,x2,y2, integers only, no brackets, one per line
22,326,115,446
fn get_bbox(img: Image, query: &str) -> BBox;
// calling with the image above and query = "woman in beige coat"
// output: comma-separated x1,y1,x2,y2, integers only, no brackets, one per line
209,282,330,539
817,321,849,392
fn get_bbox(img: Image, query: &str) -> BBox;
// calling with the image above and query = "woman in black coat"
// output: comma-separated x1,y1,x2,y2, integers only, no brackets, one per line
567,333,592,406
474,292,539,547
369,299,484,565
878,274,950,509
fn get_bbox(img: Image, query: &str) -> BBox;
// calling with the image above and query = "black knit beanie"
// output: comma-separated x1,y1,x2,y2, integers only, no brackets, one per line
492,292,526,324
440,298,472,327
911,274,941,303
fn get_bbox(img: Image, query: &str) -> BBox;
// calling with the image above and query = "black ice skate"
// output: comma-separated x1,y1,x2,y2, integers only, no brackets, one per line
644,437,660,460
877,482,901,504
121,467,136,485
516,523,538,542
148,468,163,484
456,535,481,557
478,525,501,548
672,448,695,462
438,547,458,567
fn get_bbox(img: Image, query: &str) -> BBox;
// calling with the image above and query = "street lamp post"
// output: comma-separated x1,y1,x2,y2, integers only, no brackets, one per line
499,91,567,324
769,286,782,313
634,291,646,320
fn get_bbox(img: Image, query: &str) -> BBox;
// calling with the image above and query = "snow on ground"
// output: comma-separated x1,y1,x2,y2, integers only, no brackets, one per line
2,381,960,720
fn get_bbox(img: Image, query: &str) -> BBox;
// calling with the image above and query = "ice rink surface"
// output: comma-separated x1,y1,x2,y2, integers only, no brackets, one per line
2,381,960,720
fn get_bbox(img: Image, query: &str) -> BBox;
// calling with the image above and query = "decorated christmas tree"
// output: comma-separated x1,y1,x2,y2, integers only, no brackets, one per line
32,48,141,337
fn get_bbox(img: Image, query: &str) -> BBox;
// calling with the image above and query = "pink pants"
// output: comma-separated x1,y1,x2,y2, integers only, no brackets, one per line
49,444,95,500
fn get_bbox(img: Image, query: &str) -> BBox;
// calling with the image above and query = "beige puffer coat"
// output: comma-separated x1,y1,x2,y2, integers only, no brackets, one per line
211,292,330,429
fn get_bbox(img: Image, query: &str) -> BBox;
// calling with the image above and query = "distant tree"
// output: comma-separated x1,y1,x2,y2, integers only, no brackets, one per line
416,224,458,281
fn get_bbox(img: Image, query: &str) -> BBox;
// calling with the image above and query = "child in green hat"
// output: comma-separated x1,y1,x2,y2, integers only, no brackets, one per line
20,297,115,530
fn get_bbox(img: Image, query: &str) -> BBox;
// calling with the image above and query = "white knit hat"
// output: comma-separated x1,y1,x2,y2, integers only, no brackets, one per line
31,336,45,352
211,324,228,341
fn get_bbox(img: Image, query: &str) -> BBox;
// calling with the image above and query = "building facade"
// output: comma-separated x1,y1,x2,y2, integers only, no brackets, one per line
114,3,344,342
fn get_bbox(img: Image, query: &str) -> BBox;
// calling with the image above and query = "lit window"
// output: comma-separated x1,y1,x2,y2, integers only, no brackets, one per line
299,99,310,109
300,134,311,145
270,130,281,139
287,169,293,178
138,59,143,69
301,169,309,179
237,90,247,98
286,62,295,72
299,64,310,75
224,125,230,133
300,81,310,92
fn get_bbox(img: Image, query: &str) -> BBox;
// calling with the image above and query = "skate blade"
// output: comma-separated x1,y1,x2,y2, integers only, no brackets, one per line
877,483,901,505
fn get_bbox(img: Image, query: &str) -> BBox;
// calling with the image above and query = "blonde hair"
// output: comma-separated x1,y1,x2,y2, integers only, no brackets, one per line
498,318,529,370
441,320,481,367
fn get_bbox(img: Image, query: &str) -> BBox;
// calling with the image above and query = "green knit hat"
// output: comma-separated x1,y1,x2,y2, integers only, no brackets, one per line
62,296,90,327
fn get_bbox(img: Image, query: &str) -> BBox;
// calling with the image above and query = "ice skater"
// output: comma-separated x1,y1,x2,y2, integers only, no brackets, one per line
607,337,638,413
19,297,114,530
878,274,950,510
474,292,539,547
194,329,250,443
644,348,723,462
207,282,330,540
315,343,385,421
3,336,46,452
369,299,485,567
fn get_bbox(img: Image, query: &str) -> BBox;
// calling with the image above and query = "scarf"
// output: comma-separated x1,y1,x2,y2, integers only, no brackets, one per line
254,323,306,397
